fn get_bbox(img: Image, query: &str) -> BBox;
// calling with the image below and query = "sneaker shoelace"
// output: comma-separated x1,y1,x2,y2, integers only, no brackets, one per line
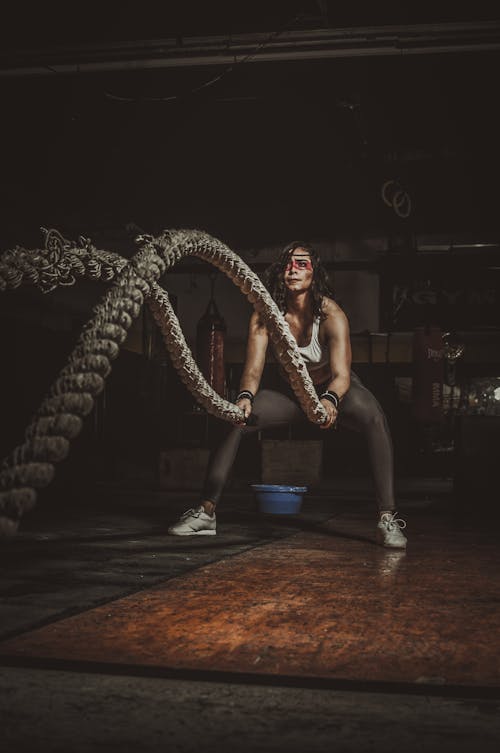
180,508,201,520
382,512,407,531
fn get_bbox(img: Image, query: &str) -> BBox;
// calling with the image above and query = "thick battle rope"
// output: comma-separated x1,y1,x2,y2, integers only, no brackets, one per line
0,228,327,535
0,228,128,293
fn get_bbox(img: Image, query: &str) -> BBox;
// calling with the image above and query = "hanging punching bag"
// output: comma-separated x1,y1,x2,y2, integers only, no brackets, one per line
196,279,227,398
412,326,444,423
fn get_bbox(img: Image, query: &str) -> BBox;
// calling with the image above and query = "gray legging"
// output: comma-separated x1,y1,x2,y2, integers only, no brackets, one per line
202,372,395,511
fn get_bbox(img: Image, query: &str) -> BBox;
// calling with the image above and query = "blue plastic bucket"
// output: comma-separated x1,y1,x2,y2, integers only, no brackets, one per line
251,484,307,514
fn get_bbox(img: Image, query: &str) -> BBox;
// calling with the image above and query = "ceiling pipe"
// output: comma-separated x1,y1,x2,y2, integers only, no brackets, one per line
1,21,500,77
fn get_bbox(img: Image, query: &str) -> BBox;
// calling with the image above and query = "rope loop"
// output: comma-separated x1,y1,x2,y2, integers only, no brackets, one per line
0,228,327,534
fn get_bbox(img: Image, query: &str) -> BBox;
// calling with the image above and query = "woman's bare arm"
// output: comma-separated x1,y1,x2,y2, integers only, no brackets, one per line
236,311,269,420
319,299,352,427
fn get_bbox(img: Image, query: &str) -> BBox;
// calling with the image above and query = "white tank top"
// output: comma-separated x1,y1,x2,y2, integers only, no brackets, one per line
297,317,329,371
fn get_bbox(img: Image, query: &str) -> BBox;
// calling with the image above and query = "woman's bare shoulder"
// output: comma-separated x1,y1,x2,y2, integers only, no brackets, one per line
321,297,349,333
321,296,345,318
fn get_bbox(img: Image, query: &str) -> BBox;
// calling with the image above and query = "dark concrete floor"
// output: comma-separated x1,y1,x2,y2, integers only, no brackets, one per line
1,479,499,752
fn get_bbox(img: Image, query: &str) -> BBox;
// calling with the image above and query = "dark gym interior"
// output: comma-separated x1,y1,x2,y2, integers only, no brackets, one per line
1,3,500,751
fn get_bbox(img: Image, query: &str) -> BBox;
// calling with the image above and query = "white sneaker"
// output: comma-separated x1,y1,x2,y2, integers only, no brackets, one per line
168,506,216,536
376,512,407,549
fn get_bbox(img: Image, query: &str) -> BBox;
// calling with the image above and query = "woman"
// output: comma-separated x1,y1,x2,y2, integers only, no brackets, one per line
168,242,407,548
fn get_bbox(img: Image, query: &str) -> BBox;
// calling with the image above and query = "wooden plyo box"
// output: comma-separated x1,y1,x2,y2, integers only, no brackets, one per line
261,439,323,486
159,448,210,490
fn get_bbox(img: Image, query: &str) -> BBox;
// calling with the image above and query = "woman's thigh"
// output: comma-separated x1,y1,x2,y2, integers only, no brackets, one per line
249,389,306,432
338,372,386,432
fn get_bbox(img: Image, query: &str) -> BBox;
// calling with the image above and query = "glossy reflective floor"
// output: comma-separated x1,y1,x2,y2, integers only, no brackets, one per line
2,484,500,752
2,498,499,691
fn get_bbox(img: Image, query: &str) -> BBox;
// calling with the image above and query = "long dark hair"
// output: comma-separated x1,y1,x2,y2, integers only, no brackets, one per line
264,241,334,319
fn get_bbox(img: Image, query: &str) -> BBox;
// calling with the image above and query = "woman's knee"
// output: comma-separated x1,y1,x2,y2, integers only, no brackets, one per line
364,405,389,431
251,389,298,428
342,392,389,433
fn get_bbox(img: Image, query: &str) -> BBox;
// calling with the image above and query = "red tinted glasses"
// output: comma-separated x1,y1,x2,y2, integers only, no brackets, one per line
285,257,313,272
